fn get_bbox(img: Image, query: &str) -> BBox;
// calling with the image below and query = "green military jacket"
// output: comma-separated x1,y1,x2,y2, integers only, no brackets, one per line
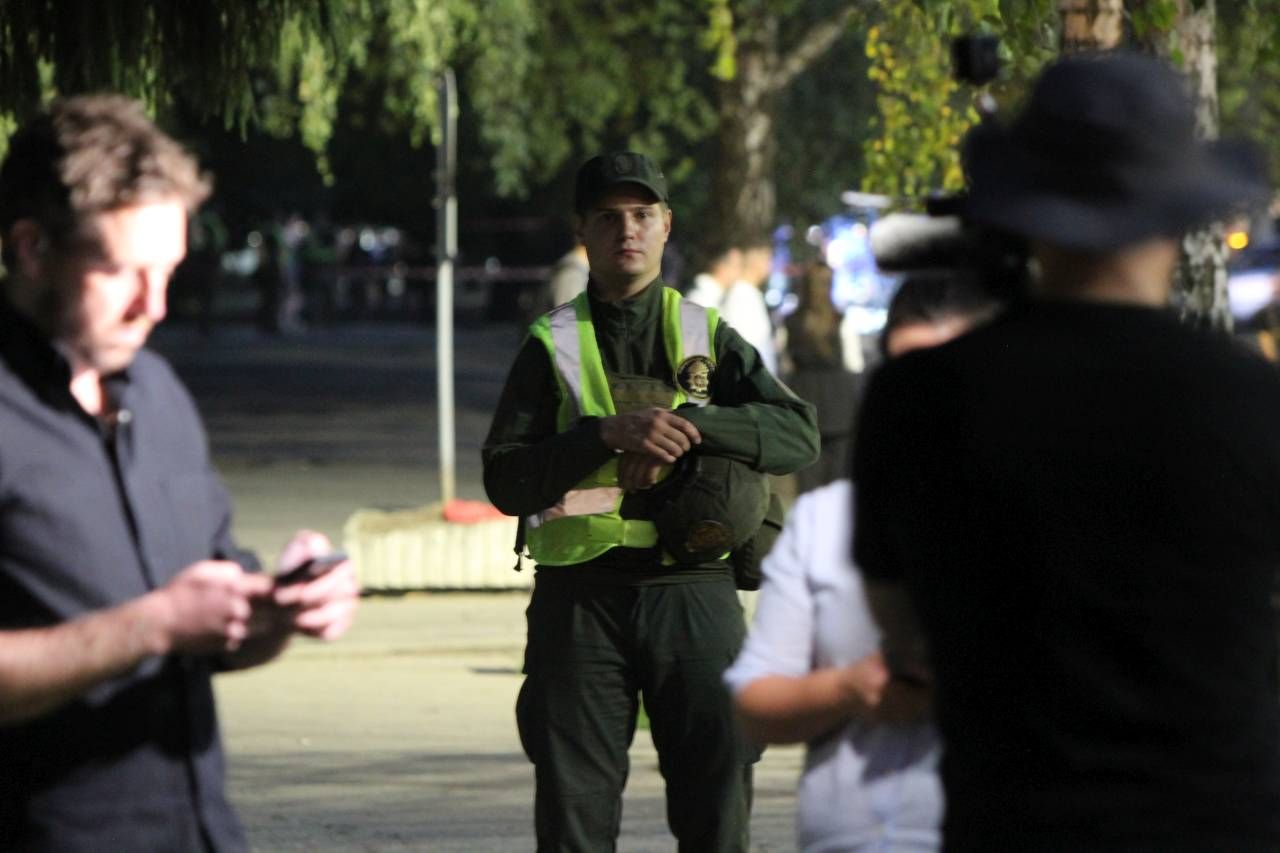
482,278,819,582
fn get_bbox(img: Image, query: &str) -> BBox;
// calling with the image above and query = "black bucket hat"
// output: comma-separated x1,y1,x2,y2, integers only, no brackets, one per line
963,52,1268,251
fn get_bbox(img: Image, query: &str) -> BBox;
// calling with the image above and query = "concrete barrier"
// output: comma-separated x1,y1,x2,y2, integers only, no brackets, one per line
344,504,768,604
343,504,530,591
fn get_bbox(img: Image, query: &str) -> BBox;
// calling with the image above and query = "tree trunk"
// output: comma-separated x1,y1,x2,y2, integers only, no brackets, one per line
708,18,779,252
1061,0,1230,330
1168,0,1232,332
1057,0,1123,51
700,3,860,260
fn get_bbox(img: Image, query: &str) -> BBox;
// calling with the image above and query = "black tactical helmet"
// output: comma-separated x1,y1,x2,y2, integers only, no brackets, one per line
646,453,769,565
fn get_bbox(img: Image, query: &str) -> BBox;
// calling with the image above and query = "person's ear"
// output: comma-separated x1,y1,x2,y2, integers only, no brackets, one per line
8,219,49,280
572,214,585,246
662,206,673,239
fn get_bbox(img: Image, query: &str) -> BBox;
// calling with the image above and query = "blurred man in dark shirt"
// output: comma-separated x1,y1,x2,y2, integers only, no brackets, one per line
854,53,1279,852
0,95,359,851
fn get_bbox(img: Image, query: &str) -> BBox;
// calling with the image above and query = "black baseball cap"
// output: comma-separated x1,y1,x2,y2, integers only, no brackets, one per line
574,151,668,214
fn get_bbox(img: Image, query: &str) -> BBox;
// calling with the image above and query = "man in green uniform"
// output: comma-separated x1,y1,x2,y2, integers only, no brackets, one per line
483,151,819,852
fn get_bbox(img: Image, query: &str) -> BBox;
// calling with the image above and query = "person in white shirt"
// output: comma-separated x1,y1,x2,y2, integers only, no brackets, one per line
548,243,589,307
721,239,778,373
724,270,1005,852
686,242,741,309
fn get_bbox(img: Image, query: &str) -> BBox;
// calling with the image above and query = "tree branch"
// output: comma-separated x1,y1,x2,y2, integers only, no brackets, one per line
767,1,870,93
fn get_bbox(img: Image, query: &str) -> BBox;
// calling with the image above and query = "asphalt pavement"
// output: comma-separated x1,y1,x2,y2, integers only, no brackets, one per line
151,320,803,852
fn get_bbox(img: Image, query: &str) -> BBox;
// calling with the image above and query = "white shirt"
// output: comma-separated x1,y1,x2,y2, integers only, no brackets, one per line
724,480,942,853
548,250,589,307
720,281,778,374
686,273,726,309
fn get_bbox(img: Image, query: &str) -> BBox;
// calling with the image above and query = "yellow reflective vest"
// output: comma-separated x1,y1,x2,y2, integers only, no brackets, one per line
524,287,719,566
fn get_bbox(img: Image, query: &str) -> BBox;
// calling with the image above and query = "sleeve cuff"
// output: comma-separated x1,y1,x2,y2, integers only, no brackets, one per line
569,416,616,465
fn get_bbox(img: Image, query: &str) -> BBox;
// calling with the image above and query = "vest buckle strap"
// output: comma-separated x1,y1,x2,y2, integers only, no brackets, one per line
618,520,660,549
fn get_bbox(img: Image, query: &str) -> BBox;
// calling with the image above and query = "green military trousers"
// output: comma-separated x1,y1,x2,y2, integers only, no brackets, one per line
516,570,759,853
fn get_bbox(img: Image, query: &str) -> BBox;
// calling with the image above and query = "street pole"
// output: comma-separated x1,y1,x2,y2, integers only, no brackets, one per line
436,68,458,505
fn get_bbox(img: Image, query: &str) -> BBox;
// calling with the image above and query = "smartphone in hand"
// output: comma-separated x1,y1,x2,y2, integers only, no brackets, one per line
274,551,348,587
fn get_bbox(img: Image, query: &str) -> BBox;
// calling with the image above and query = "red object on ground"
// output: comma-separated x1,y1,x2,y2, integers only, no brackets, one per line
442,499,507,523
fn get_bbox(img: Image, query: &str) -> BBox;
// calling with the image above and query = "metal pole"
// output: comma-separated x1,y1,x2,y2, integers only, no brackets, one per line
436,68,458,505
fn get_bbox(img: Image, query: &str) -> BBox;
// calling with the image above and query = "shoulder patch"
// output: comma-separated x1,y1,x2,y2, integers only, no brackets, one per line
676,355,714,400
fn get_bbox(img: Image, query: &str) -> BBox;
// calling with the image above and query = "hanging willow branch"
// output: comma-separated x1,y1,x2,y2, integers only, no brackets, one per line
0,0,484,168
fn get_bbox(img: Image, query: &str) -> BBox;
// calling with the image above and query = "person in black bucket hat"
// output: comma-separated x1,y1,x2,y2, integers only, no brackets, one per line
962,51,1266,250
852,52,1280,853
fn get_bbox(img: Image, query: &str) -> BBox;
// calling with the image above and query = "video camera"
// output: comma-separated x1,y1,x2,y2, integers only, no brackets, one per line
868,36,1030,296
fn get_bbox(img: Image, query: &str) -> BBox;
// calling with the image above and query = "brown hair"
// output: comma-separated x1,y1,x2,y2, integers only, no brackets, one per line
0,94,210,267
792,262,840,363
881,269,1004,357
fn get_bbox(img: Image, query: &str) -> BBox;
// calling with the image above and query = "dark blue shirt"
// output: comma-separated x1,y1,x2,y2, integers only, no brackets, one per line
0,300,254,852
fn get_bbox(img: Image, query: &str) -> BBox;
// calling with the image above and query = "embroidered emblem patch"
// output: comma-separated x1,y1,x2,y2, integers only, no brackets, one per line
684,520,732,555
676,355,714,400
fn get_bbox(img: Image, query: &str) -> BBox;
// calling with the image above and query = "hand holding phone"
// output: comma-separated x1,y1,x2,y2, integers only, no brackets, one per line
274,551,348,587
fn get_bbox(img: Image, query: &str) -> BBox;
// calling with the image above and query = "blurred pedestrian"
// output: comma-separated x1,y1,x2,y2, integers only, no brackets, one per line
0,94,359,850
854,53,1279,852
548,242,589,307
781,261,862,493
726,270,1004,852
252,227,287,333
520,239,589,331
686,241,742,309
181,205,227,335
721,236,779,374
300,213,339,328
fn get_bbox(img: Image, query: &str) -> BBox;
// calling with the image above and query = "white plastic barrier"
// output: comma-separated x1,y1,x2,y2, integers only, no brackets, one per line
344,504,529,591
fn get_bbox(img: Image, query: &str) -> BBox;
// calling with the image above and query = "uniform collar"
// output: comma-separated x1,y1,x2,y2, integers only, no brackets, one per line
586,277,665,329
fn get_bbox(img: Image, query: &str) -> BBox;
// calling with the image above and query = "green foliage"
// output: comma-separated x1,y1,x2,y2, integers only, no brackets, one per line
858,0,1068,208
1130,0,1181,40
872,0,1280,208
857,0,1275,213
0,112,15,159
702,0,739,80
0,1,473,174
469,0,721,199
4,0,1278,225
774,24,874,226
1218,0,1280,182
0,0,874,241
266,0,499,181
860,0,984,205
993,0,1058,80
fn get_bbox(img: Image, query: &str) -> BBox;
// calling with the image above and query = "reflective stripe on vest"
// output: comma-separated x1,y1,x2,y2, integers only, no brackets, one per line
523,287,719,565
